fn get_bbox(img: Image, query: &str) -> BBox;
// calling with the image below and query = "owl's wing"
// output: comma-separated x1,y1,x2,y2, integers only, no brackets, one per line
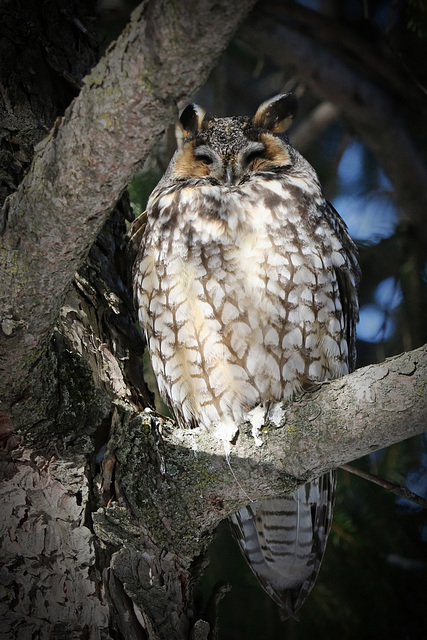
128,210,148,266
325,200,361,373
229,471,336,620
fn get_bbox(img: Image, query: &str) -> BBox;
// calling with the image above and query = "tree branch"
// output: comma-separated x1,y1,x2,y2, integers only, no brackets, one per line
0,0,256,410
97,345,427,557
341,463,427,509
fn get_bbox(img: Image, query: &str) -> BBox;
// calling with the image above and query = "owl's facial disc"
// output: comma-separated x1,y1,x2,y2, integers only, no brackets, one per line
174,126,291,185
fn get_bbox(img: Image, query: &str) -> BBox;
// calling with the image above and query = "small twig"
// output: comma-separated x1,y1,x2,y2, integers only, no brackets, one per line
341,463,427,509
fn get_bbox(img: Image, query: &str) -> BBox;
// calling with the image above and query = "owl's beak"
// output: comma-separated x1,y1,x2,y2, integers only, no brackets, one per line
224,166,236,186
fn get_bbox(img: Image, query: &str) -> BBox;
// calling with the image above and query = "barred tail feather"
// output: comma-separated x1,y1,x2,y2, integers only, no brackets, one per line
229,470,336,620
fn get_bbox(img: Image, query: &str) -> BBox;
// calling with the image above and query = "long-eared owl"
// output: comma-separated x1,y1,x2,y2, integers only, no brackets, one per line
133,94,360,619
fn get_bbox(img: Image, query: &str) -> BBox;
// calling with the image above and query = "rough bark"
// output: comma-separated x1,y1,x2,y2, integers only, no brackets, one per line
0,451,110,639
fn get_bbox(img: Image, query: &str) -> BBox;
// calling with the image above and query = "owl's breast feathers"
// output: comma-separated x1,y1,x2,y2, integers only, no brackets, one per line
134,176,358,436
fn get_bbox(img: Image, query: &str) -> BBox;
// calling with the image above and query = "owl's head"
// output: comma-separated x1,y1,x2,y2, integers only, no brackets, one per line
173,94,298,186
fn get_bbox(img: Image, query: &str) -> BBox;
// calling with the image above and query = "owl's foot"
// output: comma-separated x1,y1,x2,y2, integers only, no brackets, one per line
244,404,265,447
213,419,239,446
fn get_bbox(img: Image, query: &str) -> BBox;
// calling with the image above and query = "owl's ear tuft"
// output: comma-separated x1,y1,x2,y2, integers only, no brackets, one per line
180,103,206,133
176,103,206,151
253,94,298,134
